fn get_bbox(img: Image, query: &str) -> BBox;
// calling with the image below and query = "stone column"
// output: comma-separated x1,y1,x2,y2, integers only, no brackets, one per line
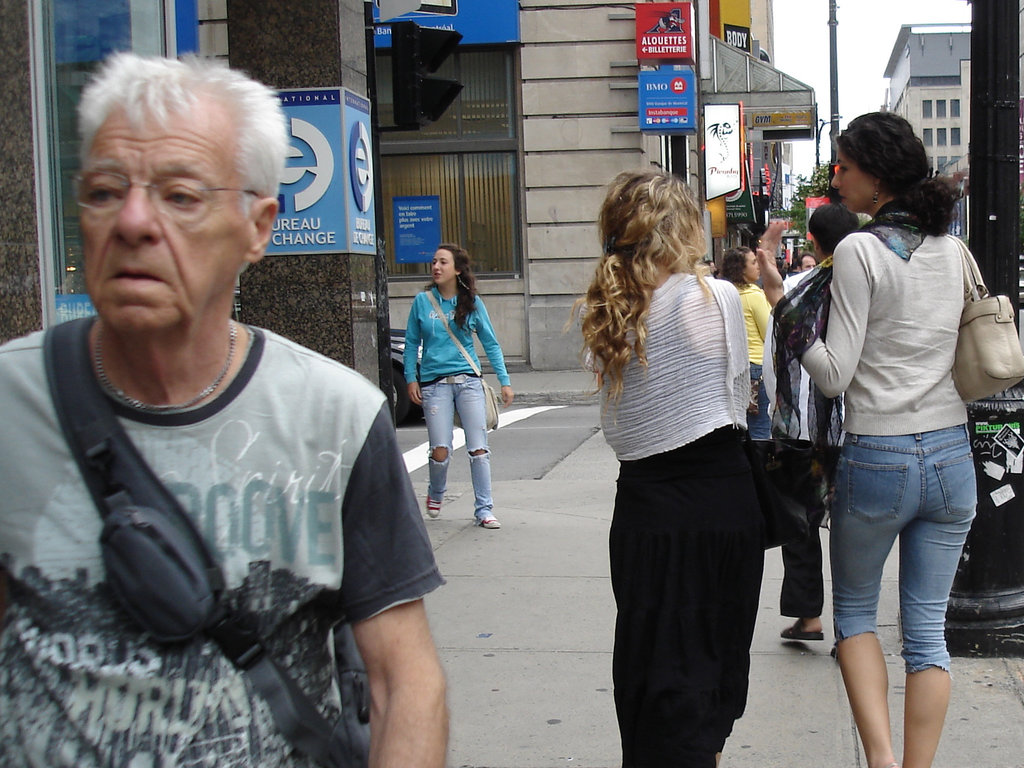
0,0,43,345
227,0,379,378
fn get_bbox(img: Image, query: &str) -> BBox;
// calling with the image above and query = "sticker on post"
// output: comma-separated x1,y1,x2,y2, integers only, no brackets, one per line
982,460,1006,481
994,425,1024,458
990,484,1016,507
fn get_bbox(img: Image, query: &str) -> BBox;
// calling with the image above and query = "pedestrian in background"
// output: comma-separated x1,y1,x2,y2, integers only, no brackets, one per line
760,203,862,646
800,112,975,768
790,251,818,275
576,168,763,768
721,246,772,438
405,244,514,529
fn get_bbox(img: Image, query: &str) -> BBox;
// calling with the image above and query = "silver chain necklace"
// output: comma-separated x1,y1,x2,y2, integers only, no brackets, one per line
93,322,238,412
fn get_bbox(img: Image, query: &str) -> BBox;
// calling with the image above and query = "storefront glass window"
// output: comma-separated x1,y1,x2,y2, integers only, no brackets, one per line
44,0,166,320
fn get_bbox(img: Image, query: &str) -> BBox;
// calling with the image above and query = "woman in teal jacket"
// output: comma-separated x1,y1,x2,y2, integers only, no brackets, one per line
404,244,514,529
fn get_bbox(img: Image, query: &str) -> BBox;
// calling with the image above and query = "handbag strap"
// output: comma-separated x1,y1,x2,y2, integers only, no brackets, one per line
42,318,345,768
949,235,987,303
425,289,482,377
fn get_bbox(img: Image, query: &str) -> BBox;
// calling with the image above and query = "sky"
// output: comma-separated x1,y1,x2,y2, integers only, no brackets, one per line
771,0,973,180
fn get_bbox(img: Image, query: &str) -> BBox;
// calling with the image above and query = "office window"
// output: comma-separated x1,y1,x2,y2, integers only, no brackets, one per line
936,100,947,118
923,129,933,147
938,156,948,171
922,100,933,118
377,49,520,276
937,128,947,146
951,99,961,117
951,127,961,146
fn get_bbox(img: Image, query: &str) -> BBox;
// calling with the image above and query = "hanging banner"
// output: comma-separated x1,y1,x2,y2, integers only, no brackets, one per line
704,103,742,199
635,2,695,63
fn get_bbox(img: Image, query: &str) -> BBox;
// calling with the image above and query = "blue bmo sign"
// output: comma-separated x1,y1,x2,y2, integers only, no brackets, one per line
638,67,697,134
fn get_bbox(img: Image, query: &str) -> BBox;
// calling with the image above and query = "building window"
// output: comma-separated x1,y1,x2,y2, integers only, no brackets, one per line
922,100,932,118
936,100,947,118
938,156,948,171
951,99,961,117
377,48,520,277
951,127,961,146
937,128,947,146
923,129,933,146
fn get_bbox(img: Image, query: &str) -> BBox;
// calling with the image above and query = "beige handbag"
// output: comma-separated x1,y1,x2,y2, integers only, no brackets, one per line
950,236,1024,401
425,291,501,430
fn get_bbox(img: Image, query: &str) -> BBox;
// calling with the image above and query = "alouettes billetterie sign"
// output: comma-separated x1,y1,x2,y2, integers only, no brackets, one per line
635,2,695,65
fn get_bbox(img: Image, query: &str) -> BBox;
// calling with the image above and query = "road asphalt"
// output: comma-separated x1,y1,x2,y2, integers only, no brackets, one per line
419,368,1024,768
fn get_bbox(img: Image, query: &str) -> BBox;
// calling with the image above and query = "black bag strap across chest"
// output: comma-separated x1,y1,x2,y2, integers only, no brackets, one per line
42,318,358,768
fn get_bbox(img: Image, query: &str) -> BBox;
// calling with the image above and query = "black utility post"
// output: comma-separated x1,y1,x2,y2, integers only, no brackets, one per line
825,0,840,203
364,1,395,420
827,0,839,163
946,0,1024,657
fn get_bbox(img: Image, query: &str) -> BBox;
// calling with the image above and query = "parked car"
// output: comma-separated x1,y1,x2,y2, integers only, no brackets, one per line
390,329,421,424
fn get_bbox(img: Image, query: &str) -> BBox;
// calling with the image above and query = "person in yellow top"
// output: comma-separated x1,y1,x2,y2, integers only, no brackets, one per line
721,246,772,438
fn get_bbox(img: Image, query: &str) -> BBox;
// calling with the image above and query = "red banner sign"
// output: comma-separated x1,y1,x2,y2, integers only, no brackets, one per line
635,3,695,64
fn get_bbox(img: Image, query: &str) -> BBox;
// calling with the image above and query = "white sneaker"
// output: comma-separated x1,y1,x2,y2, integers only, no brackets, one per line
477,515,501,529
426,497,442,518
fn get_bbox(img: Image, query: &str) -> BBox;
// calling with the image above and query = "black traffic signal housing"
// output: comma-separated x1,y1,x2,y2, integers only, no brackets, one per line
391,21,463,129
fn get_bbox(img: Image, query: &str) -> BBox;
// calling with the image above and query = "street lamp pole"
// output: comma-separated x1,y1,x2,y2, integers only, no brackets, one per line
828,0,839,164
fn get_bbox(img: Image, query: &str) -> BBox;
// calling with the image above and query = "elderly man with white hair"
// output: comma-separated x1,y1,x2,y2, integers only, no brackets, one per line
0,53,447,768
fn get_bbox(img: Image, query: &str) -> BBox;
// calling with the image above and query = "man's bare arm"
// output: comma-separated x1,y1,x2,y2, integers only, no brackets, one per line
353,599,448,768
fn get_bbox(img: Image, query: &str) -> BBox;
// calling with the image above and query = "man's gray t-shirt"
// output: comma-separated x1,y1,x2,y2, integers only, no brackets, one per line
0,325,443,767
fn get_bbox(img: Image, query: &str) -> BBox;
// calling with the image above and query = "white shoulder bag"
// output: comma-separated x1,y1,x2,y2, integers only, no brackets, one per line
950,236,1024,401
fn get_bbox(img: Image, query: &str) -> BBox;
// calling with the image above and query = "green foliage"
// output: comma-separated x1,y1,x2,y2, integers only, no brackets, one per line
1020,193,1024,254
774,164,832,243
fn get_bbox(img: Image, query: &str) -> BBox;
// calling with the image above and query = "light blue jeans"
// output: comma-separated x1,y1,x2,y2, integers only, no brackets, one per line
422,375,493,520
831,425,976,673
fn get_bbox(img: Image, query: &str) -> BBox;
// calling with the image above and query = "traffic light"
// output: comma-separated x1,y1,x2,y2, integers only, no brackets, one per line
391,21,463,129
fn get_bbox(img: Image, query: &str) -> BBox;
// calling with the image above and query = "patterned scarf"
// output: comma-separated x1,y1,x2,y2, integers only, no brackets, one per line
860,203,926,261
771,260,843,450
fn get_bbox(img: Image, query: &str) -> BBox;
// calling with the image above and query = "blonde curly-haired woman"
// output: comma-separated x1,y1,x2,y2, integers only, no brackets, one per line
575,169,764,768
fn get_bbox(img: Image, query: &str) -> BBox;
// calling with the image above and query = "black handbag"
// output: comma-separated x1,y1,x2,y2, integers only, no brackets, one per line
744,436,834,549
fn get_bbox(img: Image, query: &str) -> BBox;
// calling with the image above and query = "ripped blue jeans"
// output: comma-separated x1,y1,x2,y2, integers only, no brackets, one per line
831,426,976,673
422,375,493,520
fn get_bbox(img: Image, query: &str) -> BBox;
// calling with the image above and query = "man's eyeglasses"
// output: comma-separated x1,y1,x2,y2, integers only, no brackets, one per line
74,171,260,225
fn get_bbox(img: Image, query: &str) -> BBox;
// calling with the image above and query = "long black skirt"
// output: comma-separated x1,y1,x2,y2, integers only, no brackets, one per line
610,427,764,768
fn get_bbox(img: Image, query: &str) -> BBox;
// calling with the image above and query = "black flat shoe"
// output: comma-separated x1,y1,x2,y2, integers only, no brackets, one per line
780,620,824,641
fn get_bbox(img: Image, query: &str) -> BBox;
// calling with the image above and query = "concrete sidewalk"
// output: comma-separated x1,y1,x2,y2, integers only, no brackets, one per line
419,380,1024,768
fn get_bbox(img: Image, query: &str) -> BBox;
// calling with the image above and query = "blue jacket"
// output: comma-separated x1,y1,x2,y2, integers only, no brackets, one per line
404,287,511,387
